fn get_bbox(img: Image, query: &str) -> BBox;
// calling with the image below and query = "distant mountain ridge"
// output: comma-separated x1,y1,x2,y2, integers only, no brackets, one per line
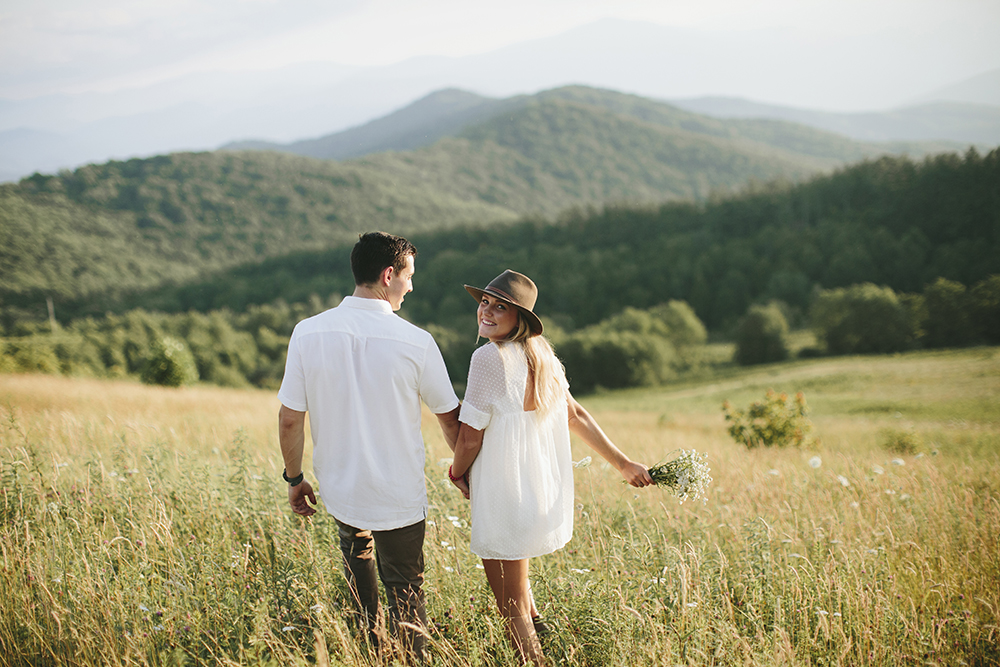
2,18,997,183
224,85,967,166
668,96,1000,146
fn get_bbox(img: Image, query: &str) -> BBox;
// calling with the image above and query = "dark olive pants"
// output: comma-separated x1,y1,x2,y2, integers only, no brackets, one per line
336,518,427,661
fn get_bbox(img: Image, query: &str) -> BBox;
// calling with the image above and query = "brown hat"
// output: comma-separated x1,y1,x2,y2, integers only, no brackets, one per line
464,269,543,336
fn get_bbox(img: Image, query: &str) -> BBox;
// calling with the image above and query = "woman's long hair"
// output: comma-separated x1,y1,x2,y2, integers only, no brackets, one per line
500,312,566,417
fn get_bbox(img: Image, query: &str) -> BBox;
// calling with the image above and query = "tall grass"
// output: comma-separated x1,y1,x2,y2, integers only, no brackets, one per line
2,348,999,665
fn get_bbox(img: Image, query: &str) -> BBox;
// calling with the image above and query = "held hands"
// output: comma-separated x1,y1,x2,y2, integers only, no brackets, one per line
620,460,655,488
451,475,470,500
448,464,471,500
288,480,317,516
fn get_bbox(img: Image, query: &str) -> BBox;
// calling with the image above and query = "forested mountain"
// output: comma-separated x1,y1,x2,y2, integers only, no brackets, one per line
0,86,984,324
225,85,963,164
50,149,1000,332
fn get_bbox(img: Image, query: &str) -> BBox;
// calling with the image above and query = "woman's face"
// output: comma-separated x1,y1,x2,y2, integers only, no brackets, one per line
477,294,519,342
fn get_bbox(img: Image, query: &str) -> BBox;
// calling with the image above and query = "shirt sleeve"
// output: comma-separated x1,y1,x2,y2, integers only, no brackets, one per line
459,344,505,431
276,325,308,412
418,335,460,415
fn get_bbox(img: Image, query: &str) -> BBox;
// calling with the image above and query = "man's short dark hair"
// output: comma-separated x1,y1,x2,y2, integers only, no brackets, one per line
351,231,417,286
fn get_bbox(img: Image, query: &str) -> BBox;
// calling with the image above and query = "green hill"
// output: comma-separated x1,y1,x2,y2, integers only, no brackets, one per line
0,85,978,319
83,148,1000,333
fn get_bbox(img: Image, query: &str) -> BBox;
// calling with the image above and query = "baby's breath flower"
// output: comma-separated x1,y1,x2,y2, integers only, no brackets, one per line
574,456,592,469
644,450,712,504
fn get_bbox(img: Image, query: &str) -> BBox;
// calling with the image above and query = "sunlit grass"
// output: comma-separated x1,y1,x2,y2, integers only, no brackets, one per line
2,348,999,665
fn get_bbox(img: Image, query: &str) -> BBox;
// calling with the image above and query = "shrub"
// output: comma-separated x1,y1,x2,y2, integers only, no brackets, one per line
879,427,922,454
723,390,812,448
140,336,199,387
810,283,917,355
734,303,790,365
1,338,61,374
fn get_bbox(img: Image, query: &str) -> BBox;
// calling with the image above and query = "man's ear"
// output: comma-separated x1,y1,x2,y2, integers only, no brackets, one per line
379,265,394,286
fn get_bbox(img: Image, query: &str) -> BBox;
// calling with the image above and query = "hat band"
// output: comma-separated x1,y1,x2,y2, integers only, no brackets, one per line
485,286,519,306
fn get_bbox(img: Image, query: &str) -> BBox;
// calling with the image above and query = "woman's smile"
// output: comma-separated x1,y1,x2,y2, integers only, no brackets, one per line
478,295,518,341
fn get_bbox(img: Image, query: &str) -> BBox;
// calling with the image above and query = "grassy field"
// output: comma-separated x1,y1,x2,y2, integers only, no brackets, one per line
1,347,998,666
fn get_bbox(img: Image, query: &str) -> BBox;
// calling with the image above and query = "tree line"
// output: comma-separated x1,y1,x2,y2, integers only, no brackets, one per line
2,148,998,391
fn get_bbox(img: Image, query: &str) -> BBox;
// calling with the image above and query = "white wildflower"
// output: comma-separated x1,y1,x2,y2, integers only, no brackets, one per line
570,568,591,574
686,603,697,608
837,475,850,487
440,541,449,547
282,626,295,632
574,456,592,469
768,469,781,476
444,567,455,573
310,604,323,613
850,501,860,508
808,456,822,469
446,516,459,522
891,459,905,466
872,465,884,475
817,609,828,616
646,450,712,504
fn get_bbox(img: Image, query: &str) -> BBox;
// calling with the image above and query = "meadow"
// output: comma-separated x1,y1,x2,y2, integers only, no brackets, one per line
1,347,998,666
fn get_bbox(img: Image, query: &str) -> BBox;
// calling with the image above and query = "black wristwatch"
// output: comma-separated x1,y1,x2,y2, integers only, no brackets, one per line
282,469,304,487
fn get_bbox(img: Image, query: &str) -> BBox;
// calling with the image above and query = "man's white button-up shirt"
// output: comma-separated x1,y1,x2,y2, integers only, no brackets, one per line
278,296,459,530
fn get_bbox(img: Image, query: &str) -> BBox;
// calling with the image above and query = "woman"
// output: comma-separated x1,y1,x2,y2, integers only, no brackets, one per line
449,270,653,665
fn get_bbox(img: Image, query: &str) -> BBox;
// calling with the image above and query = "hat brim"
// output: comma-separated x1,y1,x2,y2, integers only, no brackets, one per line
464,285,543,336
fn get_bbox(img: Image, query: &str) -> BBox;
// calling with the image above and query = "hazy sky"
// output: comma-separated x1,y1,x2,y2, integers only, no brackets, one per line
2,0,999,106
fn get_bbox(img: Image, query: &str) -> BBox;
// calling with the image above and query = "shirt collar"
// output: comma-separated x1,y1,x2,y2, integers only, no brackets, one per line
340,295,394,314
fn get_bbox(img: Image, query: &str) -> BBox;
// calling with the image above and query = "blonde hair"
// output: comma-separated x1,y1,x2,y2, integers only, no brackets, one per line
501,313,566,417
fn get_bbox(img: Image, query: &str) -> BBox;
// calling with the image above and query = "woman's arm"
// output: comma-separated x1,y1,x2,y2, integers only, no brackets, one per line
450,422,485,499
567,393,653,487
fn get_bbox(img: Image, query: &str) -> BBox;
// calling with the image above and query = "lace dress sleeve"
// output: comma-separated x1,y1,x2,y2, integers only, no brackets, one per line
459,344,507,431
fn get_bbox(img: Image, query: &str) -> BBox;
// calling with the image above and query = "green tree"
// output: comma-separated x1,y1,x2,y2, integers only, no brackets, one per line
811,283,917,355
558,329,676,394
922,278,974,348
970,275,1000,344
734,303,790,365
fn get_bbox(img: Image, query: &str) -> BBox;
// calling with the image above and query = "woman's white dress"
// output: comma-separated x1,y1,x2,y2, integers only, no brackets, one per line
458,342,574,560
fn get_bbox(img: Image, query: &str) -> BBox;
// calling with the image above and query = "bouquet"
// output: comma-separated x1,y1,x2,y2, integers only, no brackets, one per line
646,450,712,504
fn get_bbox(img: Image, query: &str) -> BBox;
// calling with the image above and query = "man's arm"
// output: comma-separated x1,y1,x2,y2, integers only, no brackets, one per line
436,405,461,452
278,404,317,516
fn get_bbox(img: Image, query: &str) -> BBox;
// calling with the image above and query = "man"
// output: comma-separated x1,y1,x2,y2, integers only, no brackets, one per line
277,231,461,661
